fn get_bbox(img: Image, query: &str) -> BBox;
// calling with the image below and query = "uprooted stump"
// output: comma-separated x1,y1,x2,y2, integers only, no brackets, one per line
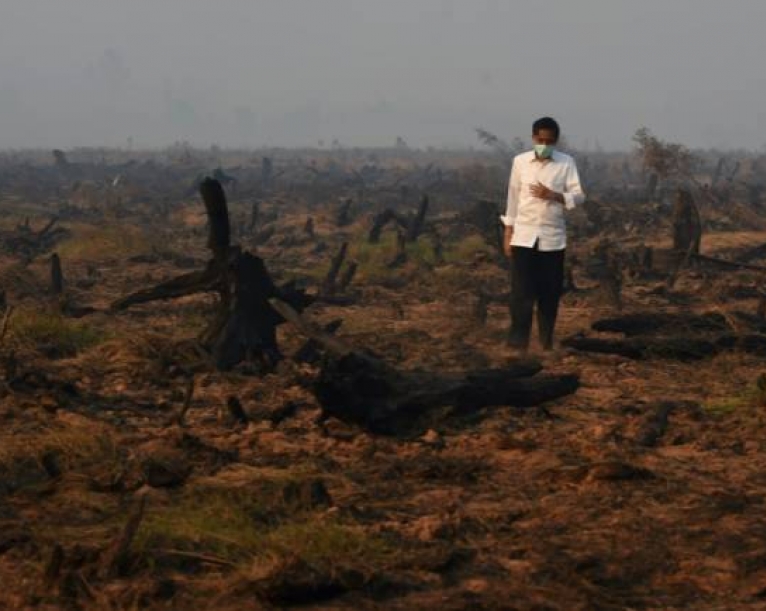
315,353,579,435
111,178,313,370
270,298,579,435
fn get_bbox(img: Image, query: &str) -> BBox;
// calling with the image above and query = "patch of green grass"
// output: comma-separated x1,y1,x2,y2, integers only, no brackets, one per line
136,486,394,571
137,488,266,563
0,424,117,468
9,307,105,355
56,224,157,261
257,520,394,571
443,234,494,264
351,232,440,283
288,231,493,287
702,382,766,416
703,395,749,416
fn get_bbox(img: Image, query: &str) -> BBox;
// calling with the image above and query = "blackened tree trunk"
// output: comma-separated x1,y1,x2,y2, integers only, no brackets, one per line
112,178,313,371
336,199,352,227
406,194,429,242
51,253,64,295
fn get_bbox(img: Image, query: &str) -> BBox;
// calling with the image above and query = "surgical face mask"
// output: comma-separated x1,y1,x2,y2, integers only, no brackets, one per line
534,143,554,158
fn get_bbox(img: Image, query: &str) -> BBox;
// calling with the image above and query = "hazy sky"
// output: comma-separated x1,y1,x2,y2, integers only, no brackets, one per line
1,0,765,150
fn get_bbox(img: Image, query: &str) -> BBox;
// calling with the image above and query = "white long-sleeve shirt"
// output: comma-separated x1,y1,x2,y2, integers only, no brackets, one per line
500,149,585,251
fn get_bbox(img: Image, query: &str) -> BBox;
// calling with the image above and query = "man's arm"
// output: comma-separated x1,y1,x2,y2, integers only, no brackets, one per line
500,158,520,256
562,159,585,210
529,158,585,209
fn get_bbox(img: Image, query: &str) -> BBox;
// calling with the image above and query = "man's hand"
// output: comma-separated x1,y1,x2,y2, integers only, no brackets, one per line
503,225,514,258
530,181,564,204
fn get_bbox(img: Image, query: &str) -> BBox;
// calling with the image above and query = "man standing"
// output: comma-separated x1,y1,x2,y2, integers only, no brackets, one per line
501,117,585,352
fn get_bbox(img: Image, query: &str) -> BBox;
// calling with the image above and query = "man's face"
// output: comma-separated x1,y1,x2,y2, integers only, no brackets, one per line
532,128,558,146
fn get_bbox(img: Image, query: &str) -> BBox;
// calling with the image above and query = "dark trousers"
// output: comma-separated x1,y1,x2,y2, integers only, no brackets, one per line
508,243,565,351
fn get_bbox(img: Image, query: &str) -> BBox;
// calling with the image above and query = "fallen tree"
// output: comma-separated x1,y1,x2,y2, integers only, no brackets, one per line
270,298,579,435
563,311,766,360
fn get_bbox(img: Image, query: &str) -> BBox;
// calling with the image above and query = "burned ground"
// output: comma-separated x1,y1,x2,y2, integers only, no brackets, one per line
1,147,766,609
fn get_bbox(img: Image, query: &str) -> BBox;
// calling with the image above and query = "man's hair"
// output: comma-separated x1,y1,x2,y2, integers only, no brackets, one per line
532,117,560,140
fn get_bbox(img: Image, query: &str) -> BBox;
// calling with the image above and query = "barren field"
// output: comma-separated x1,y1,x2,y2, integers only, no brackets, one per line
2,148,766,610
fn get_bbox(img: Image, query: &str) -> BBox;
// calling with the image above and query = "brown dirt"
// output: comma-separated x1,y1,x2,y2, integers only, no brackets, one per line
1,194,766,610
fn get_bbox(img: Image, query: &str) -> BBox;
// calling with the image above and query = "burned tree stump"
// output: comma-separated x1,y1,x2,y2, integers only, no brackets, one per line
587,240,622,310
474,290,490,325
430,229,445,265
369,209,407,243
321,242,349,297
387,230,408,269
50,253,64,295
368,194,431,245
317,242,357,303
304,217,315,239
112,178,312,371
633,402,680,447
336,199,352,227
337,262,357,293
211,252,290,370
406,194,429,242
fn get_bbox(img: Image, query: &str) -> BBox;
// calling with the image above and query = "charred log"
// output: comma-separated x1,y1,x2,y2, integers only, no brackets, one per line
561,335,718,361
315,353,578,435
592,312,732,337
271,298,578,435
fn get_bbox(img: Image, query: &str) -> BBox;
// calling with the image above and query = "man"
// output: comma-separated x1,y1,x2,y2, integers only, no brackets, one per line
501,116,585,352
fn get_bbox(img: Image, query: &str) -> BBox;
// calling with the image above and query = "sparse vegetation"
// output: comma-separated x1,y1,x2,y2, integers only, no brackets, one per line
8,307,104,355
1,143,766,610
137,488,393,571
56,223,158,261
